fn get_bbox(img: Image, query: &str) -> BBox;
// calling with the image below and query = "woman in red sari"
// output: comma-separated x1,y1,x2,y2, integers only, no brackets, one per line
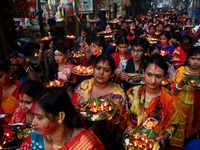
9,80,44,124
0,59,22,114
20,87,105,150
111,35,132,69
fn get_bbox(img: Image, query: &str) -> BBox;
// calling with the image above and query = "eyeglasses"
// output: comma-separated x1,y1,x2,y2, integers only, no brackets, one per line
131,49,144,54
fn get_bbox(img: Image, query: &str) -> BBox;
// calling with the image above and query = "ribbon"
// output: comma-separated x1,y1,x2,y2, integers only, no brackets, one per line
73,0,75,15
62,0,64,16
81,0,82,18
75,12,81,24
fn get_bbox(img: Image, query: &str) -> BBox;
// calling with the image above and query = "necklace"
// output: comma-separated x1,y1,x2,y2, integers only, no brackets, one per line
49,128,73,150
119,55,125,60
90,82,110,100
2,85,13,90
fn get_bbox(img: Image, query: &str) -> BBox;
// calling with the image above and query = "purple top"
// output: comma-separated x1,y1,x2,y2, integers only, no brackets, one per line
181,30,186,36
157,43,176,55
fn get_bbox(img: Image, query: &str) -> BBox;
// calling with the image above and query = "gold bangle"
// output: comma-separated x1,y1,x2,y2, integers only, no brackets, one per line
26,67,32,73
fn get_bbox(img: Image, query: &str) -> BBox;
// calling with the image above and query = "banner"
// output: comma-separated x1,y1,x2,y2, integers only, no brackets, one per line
14,0,37,19
76,0,93,14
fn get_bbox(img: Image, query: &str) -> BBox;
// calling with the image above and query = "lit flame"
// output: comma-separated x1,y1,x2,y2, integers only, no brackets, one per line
145,139,148,143
34,53,38,57
134,141,137,147
104,102,108,106
149,144,152,148
6,133,9,136
109,106,112,111
50,82,53,86
93,102,96,106
101,105,104,111
93,108,97,112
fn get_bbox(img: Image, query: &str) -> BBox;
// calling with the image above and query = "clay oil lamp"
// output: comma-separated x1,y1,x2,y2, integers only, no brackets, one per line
133,140,141,147
105,106,113,112
90,107,98,113
140,134,148,141
161,80,167,85
80,108,87,111
190,80,196,84
148,139,155,149
98,104,105,112
160,50,169,56
88,101,96,108
133,133,140,140
34,53,38,57
87,68,93,75
46,81,54,87
102,102,109,107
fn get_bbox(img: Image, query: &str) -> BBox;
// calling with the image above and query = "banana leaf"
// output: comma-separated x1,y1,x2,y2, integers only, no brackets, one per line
80,98,117,121
183,73,200,89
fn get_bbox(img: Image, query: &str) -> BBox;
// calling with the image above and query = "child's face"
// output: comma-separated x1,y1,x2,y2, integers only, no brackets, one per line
171,37,178,45
181,40,191,52
151,49,160,56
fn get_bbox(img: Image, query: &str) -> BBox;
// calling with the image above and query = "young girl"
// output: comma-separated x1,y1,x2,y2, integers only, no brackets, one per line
149,45,161,56
116,37,150,92
81,35,94,66
111,36,132,69
87,36,106,66
173,35,192,69
49,42,77,99
169,46,200,149
157,31,176,55
170,32,181,47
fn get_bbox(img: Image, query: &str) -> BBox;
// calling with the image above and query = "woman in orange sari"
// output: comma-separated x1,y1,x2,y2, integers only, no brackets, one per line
126,54,179,147
0,59,22,114
20,87,105,150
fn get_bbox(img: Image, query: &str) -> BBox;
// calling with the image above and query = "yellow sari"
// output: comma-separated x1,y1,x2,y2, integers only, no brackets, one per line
170,66,200,147
0,79,21,114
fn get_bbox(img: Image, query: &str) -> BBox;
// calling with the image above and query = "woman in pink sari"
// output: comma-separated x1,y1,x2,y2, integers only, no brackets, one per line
49,41,77,99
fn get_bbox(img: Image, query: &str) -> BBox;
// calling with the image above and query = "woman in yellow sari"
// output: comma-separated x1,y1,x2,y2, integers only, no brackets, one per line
0,59,22,114
72,54,130,149
126,53,179,147
169,46,200,149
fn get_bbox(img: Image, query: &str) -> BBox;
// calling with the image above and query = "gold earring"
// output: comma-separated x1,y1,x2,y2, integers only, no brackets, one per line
58,112,63,126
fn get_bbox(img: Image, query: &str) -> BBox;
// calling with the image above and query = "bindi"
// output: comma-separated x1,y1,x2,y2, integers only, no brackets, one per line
195,54,198,57
136,45,139,48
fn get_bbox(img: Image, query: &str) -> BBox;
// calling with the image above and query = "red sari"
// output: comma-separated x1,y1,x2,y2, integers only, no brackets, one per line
9,107,26,124
111,51,132,69
20,130,105,150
